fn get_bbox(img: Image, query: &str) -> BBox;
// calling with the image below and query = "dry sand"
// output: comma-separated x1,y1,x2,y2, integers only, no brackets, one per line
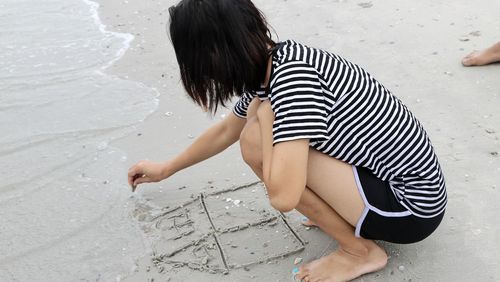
97,0,500,281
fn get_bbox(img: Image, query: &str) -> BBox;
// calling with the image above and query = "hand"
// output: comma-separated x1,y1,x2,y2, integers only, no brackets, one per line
127,160,171,192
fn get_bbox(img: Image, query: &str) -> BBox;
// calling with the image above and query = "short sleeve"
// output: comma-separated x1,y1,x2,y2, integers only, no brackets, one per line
270,61,329,144
232,91,254,119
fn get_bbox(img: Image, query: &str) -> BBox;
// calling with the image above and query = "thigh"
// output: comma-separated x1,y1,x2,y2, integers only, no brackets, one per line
246,97,261,119
306,148,365,227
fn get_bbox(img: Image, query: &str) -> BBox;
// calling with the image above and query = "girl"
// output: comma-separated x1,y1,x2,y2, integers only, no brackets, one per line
128,0,447,281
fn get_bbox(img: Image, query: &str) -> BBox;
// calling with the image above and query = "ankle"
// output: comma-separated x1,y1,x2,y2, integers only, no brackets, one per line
340,242,370,257
340,239,383,258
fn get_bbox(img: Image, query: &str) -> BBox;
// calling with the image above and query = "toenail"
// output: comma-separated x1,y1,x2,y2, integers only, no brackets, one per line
292,267,301,281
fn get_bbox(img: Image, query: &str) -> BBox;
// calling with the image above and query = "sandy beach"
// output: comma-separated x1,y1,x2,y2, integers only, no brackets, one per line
104,0,500,281
1,0,499,281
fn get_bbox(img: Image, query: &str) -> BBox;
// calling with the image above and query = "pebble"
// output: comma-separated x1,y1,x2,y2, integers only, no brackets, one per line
469,30,481,37
358,2,373,8
201,256,209,265
398,265,405,271
97,141,108,150
485,128,495,134
164,111,173,117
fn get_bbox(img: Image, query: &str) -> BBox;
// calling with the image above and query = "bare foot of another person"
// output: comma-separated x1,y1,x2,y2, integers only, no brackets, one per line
462,41,500,66
296,240,387,282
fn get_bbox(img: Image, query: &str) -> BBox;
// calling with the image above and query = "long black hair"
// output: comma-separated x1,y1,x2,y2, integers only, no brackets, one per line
169,0,275,113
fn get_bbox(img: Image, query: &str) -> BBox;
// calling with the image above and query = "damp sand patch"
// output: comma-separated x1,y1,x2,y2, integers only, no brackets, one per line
134,182,306,275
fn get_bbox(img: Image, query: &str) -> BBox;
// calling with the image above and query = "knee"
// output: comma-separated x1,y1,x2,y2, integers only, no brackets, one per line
297,189,322,216
240,117,261,167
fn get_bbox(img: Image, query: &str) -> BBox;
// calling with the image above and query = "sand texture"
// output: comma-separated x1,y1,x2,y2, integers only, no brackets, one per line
101,0,500,281
76,0,500,280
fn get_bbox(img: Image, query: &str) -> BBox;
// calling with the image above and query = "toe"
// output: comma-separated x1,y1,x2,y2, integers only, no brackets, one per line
462,51,478,66
293,267,302,281
462,57,474,66
296,266,309,281
301,216,316,227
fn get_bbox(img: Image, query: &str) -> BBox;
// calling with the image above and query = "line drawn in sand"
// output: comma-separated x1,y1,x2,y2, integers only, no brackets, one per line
145,181,306,274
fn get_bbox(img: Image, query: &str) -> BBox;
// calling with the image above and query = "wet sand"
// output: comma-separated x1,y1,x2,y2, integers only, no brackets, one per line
98,0,500,281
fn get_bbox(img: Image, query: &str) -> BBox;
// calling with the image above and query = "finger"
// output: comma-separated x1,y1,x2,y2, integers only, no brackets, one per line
130,173,144,192
133,175,151,186
128,165,141,177
128,170,140,188
128,164,144,187
128,173,135,187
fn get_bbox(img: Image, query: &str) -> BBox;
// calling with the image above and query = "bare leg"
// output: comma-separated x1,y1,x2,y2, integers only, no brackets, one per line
462,41,500,66
241,100,316,227
240,110,388,281
295,150,387,282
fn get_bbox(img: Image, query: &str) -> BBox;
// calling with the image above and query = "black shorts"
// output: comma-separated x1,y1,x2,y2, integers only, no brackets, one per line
352,166,444,244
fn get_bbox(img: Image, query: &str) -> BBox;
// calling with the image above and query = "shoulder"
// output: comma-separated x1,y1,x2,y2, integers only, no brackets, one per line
270,41,321,87
273,40,309,65
273,40,336,65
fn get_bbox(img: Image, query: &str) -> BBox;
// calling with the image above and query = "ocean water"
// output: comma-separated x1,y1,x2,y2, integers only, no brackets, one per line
0,0,158,281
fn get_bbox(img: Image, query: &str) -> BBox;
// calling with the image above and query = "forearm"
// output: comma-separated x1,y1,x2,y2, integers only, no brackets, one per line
165,114,244,177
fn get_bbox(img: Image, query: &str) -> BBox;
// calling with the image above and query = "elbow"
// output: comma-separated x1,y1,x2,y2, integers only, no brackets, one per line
268,191,300,213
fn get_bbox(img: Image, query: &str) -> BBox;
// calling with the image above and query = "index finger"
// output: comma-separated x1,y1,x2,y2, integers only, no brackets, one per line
128,165,140,187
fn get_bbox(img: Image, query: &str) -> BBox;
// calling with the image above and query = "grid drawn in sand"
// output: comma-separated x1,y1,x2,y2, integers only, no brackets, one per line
149,182,306,274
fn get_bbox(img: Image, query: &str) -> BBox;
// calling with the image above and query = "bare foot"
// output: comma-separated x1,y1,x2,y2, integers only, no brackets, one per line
462,41,500,66
296,241,387,282
301,216,317,227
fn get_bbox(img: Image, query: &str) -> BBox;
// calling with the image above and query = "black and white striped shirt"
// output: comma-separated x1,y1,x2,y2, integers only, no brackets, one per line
234,40,446,218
